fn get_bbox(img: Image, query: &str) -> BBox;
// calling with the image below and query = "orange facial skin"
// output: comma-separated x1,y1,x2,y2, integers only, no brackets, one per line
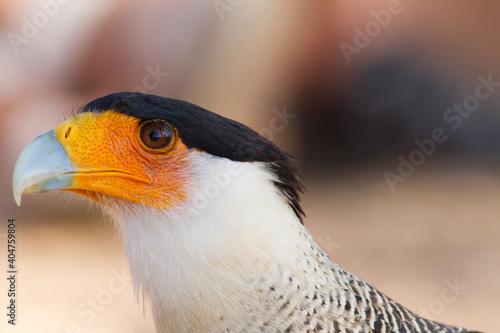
53,111,190,209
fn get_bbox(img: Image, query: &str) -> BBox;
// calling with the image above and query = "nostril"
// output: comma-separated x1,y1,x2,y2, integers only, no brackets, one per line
64,126,72,139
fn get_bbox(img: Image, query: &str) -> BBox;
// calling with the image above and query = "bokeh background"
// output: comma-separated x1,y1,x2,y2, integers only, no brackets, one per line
1,1,500,332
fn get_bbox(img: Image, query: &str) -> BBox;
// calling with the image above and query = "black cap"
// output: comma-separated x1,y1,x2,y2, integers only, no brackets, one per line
81,92,305,221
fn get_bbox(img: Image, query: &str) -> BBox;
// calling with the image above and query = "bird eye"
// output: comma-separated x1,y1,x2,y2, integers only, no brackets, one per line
140,120,174,150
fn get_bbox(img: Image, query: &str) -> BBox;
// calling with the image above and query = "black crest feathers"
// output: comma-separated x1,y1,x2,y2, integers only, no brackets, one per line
81,92,305,221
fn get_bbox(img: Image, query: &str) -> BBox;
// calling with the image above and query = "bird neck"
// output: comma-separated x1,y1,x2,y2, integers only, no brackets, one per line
105,153,310,332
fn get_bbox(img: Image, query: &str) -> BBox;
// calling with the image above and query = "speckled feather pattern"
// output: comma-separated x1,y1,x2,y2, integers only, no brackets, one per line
104,153,474,333
82,93,476,332
240,226,471,333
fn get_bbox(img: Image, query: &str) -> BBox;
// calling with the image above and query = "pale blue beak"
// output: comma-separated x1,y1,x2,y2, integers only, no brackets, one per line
12,130,76,206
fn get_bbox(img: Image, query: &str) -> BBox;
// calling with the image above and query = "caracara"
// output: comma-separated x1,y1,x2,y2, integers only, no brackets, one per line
13,92,477,332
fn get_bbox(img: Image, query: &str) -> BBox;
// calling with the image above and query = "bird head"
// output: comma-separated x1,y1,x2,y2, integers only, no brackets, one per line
13,92,471,333
12,92,308,331
13,92,304,218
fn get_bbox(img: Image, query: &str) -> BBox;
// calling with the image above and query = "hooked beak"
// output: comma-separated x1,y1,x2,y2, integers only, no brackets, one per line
12,130,76,206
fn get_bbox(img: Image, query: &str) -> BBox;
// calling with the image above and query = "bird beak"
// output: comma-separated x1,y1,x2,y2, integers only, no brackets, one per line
12,130,76,206
12,111,187,209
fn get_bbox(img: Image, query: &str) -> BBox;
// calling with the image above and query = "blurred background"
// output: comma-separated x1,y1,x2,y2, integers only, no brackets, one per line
1,0,500,332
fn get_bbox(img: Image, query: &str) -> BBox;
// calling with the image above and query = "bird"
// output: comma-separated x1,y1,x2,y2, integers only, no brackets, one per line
13,92,478,333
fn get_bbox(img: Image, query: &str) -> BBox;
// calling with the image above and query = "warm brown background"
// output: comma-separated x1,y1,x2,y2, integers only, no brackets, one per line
1,1,499,332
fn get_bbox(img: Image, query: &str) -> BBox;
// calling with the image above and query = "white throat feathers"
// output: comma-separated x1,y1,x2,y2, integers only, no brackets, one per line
103,152,310,332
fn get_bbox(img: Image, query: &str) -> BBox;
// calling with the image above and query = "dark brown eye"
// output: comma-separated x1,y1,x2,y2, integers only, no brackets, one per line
140,120,174,150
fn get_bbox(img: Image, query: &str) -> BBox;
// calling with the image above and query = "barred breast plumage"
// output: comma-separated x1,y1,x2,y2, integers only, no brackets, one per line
12,93,479,333
237,227,474,333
